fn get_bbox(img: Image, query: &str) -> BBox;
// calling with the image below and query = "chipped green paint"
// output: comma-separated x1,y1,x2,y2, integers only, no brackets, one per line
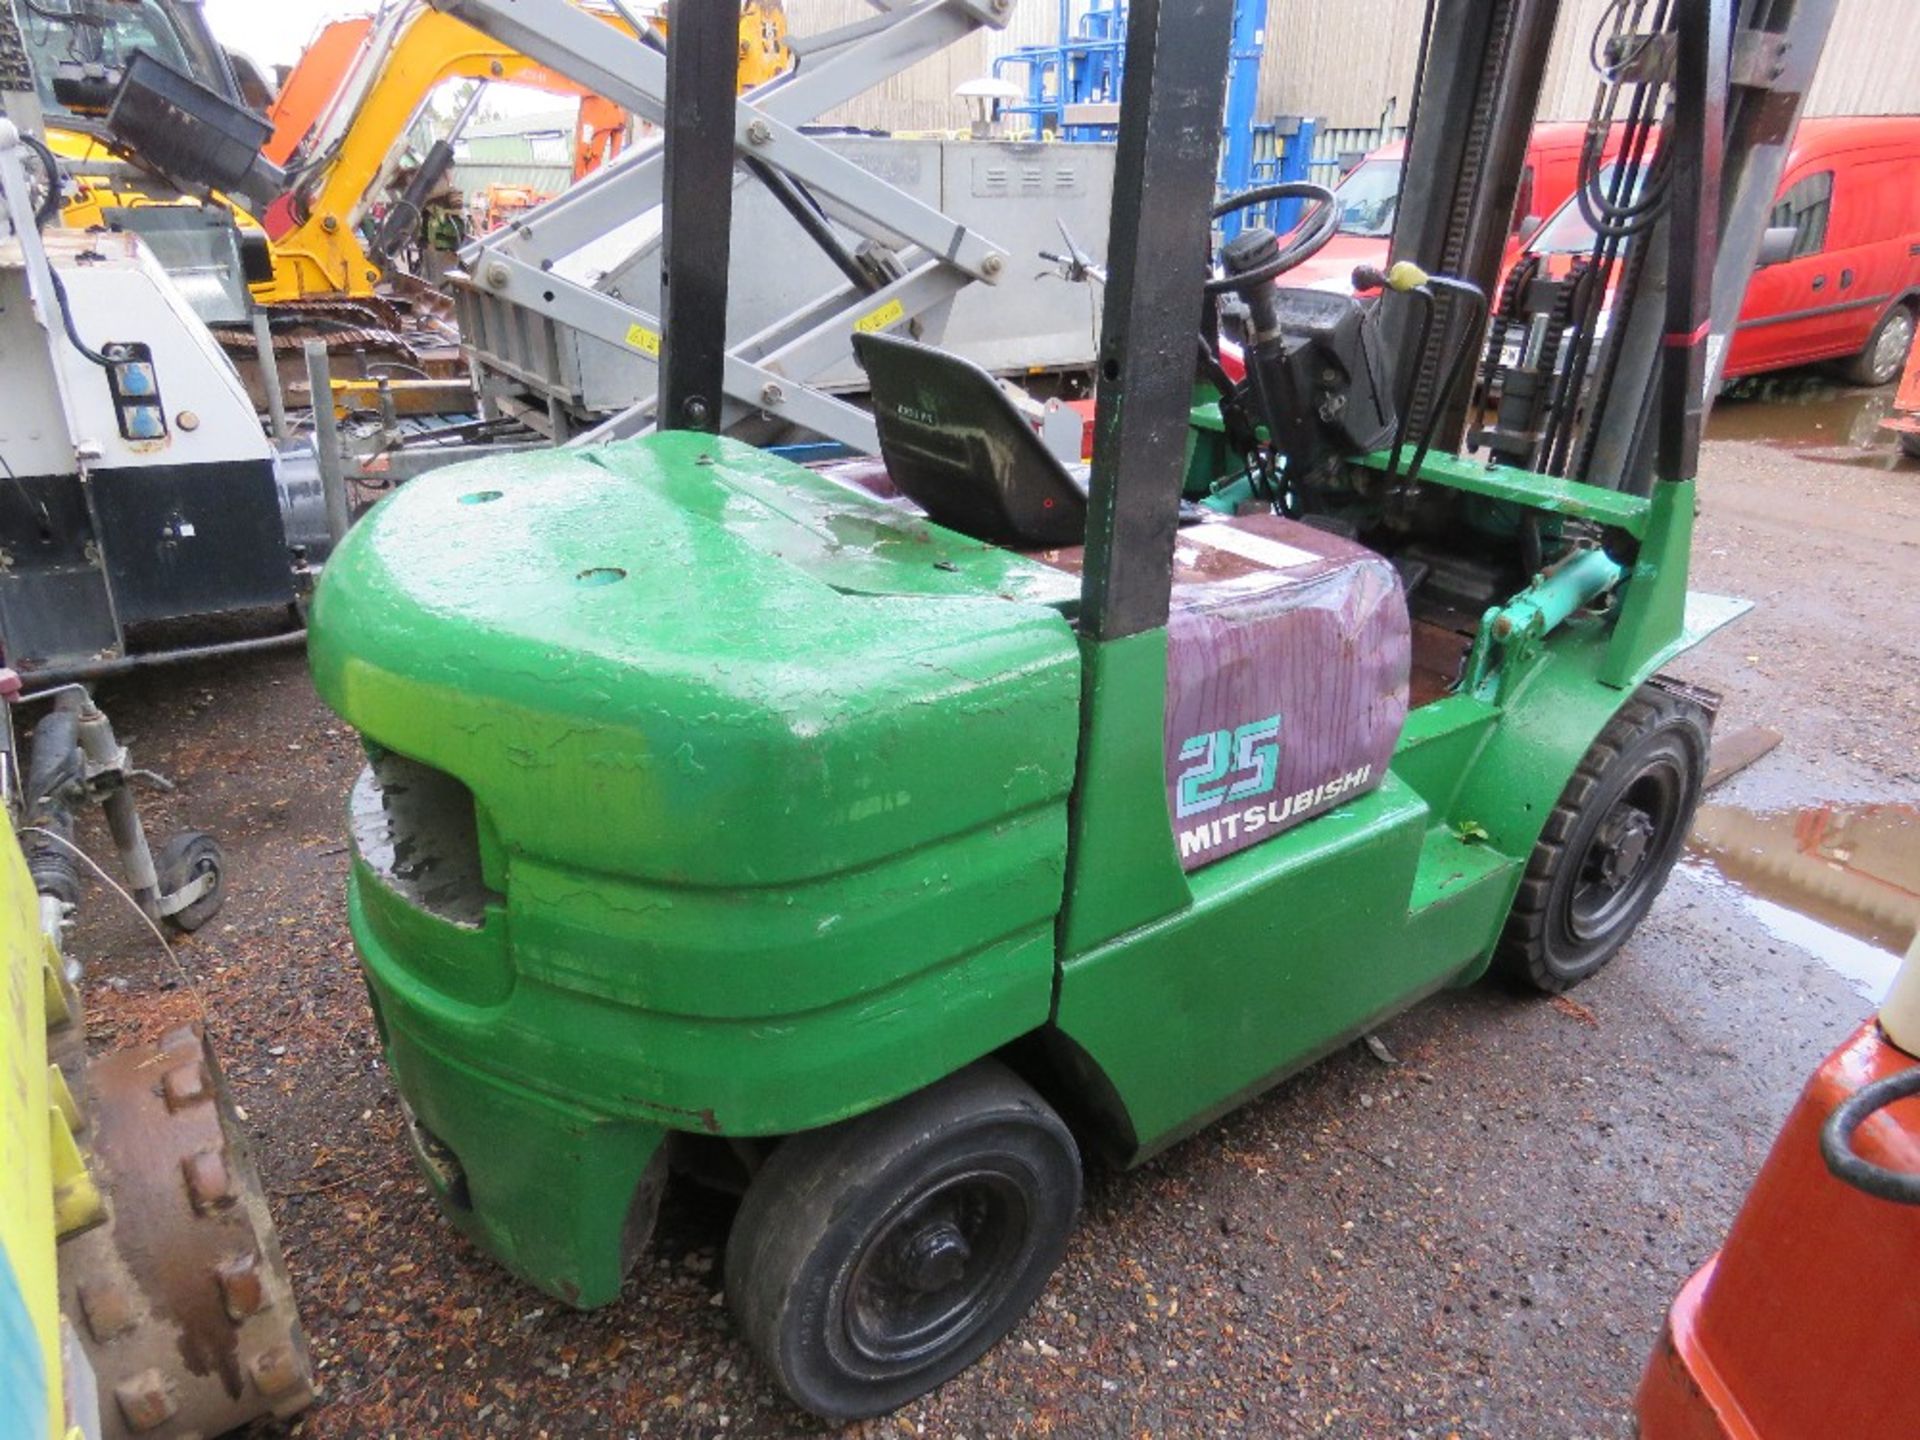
311,434,1081,1303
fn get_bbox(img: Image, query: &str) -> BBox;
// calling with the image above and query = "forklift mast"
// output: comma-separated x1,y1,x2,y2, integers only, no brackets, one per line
1388,0,1838,495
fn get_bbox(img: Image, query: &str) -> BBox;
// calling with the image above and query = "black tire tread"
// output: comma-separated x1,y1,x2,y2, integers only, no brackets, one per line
1495,686,1708,992
725,1060,1080,1421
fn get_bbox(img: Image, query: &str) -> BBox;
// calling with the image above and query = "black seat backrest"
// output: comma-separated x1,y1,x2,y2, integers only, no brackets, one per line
853,331,1089,548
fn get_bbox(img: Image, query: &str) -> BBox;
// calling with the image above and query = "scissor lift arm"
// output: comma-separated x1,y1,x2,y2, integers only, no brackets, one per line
441,0,1018,452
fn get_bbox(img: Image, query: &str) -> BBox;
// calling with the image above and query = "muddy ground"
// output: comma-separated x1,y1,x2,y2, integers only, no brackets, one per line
65,376,1919,1439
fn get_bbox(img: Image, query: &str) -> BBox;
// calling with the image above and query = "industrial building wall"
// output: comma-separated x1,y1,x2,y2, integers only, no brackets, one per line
1800,0,1920,117
789,0,1920,134
1259,0,1920,127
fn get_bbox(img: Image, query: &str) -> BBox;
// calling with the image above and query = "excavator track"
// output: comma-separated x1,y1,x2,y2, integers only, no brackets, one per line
214,293,440,365
56,1023,315,1438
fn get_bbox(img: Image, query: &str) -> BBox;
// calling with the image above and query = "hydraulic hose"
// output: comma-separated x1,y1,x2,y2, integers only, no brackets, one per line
46,266,114,368
742,155,879,296
1821,1065,1920,1206
22,695,85,907
20,131,63,231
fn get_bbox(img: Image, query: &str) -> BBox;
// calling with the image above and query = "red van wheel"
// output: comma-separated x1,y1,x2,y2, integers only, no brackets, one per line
1842,302,1916,387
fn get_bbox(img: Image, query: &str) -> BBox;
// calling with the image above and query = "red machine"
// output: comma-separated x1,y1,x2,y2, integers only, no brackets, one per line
1638,943,1920,1438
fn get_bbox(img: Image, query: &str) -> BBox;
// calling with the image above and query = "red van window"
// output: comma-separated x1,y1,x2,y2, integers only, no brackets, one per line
1768,171,1833,259
1514,165,1536,229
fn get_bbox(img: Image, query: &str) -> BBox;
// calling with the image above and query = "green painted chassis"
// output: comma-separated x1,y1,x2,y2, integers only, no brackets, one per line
311,431,1728,1308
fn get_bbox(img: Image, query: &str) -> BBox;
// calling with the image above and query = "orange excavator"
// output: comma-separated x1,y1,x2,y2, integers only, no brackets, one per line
264,15,374,168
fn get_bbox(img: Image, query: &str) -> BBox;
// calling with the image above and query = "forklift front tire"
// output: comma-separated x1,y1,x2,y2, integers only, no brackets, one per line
724,1060,1081,1421
1496,686,1709,993
157,831,227,933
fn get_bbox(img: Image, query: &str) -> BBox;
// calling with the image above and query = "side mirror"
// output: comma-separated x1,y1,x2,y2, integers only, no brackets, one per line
1515,213,1543,242
1756,225,1799,268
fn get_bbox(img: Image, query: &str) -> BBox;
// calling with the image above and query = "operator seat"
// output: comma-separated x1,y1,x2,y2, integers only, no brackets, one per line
853,331,1090,548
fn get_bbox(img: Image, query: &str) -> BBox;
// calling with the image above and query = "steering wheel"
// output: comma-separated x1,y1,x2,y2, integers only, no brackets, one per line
1190,182,1340,496
1203,181,1340,295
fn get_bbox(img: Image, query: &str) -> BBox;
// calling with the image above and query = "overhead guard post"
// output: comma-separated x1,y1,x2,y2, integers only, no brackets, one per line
1655,0,1731,484
658,0,738,433
1078,0,1237,642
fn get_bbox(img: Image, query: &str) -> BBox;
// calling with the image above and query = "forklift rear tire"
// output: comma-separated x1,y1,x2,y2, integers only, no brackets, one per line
1496,686,1709,993
724,1060,1081,1421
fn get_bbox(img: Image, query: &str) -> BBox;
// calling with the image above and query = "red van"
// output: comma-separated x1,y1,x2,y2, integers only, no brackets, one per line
1286,122,1625,292
1516,117,1920,385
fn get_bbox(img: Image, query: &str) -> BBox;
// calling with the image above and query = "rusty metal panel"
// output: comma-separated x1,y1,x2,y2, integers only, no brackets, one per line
59,1026,315,1440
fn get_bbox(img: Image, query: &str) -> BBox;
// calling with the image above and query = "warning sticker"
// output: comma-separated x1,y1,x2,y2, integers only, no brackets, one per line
854,299,906,334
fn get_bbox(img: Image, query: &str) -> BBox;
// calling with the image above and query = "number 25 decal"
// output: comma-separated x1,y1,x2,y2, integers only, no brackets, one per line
1176,714,1282,819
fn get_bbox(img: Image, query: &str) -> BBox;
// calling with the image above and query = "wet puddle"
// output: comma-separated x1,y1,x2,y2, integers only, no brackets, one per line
1685,801,1920,1001
1708,377,1909,469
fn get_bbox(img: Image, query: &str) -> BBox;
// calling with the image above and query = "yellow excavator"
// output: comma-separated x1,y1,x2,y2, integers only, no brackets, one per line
26,0,791,311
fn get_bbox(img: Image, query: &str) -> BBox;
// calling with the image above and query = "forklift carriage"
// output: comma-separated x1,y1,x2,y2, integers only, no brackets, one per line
308,0,1826,1421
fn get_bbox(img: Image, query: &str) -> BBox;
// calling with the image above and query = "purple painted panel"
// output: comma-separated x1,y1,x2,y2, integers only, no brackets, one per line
1161,516,1410,872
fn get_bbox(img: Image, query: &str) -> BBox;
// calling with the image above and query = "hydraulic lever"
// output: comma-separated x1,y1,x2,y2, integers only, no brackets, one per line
1354,261,1487,490
1215,227,1398,495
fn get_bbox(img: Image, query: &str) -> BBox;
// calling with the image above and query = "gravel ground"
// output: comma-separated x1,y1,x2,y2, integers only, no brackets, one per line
60,380,1918,1439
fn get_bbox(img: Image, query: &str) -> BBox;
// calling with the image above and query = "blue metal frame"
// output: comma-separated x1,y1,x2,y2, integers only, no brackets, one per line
1226,115,1319,238
991,2,1316,240
1214,0,1263,237
991,0,1129,143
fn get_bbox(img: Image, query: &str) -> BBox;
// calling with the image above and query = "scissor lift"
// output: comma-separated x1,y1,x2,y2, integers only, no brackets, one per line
443,0,1100,450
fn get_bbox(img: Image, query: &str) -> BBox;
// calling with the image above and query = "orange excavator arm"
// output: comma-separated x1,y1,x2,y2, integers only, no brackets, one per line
575,93,630,180
259,5,643,299
258,1,790,301
264,16,376,169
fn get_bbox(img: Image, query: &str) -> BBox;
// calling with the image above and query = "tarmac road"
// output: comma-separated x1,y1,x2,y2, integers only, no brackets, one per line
61,379,1918,1439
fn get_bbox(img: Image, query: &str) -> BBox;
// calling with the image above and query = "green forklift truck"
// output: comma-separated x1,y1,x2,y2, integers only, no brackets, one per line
307,0,1831,1420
